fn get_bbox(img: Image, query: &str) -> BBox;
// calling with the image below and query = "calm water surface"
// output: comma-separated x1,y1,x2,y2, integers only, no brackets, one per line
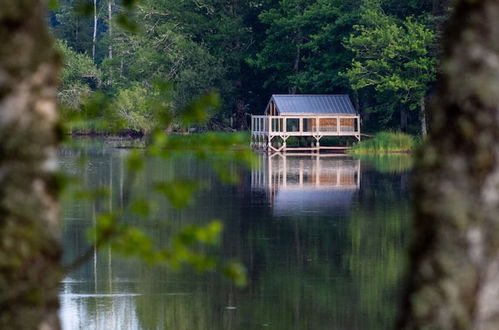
58,140,412,330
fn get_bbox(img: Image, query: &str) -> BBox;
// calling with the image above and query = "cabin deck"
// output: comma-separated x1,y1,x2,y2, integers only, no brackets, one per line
250,115,361,153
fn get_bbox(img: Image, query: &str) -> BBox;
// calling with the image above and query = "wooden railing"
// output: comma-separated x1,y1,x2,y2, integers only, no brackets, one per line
251,115,360,136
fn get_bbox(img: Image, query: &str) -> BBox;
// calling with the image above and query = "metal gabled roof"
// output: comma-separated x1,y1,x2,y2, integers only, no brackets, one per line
269,94,357,116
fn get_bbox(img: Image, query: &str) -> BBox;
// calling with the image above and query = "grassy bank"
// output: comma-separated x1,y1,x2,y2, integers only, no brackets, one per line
166,132,250,150
350,132,417,154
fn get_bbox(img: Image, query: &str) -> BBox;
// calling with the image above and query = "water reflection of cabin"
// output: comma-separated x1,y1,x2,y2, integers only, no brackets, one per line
252,155,361,215
251,95,361,153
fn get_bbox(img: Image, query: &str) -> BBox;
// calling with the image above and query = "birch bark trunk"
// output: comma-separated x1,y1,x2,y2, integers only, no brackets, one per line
399,1,499,329
92,0,97,62
108,0,113,59
420,97,427,137
0,1,62,329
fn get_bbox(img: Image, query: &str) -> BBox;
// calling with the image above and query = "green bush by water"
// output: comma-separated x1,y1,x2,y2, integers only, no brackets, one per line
350,132,417,154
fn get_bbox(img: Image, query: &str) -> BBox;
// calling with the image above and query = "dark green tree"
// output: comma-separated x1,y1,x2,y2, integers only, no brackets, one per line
250,0,361,95
342,1,437,133
56,40,101,110
289,0,362,94
136,0,266,128
249,0,314,94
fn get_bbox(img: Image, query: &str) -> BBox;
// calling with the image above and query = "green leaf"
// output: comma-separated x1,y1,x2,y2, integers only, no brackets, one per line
147,131,170,157
126,150,144,172
74,1,93,16
48,0,59,10
222,262,248,287
130,199,156,217
154,180,200,209
121,0,139,9
87,213,118,244
116,13,139,33
81,92,107,120
180,91,221,125
73,187,110,201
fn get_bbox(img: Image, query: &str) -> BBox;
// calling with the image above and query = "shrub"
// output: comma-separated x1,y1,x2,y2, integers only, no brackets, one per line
109,85,154,132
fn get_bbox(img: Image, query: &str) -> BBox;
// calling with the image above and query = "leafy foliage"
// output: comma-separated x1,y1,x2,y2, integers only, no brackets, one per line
107,84,171,132
342,3,437,128
56,40,101,110
50,0,447,133
250,0,361,94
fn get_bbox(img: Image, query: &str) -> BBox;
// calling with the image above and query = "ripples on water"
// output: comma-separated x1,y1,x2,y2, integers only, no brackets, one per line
59,140,412,330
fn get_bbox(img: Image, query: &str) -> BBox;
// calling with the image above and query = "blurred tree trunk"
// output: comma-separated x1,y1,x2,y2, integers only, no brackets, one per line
399,1,499,329
0,1,61,330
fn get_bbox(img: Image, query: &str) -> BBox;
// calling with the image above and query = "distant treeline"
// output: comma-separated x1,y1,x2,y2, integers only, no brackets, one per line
50,0,448,134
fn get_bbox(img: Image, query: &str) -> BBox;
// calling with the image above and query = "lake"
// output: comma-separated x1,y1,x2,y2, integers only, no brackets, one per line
58,139,412,330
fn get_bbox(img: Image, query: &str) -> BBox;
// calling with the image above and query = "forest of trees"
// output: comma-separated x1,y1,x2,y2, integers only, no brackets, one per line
4,0,499,329
50,0,448,134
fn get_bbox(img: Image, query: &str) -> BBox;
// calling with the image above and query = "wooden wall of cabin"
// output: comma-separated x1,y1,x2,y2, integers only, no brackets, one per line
303,117,357,132
266,101,277,116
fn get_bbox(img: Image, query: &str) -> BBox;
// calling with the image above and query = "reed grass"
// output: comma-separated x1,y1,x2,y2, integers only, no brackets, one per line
350,131,417,154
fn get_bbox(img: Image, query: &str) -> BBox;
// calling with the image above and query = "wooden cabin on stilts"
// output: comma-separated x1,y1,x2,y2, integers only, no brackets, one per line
250,94,361,153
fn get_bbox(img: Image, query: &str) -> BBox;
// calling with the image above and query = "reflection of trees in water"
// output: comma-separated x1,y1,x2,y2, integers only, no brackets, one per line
233,155,411,329
346,175,411,328
60,143,411,330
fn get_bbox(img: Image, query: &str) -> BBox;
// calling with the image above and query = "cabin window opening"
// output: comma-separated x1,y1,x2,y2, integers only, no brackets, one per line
286,119,299,132
303,118,313,132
